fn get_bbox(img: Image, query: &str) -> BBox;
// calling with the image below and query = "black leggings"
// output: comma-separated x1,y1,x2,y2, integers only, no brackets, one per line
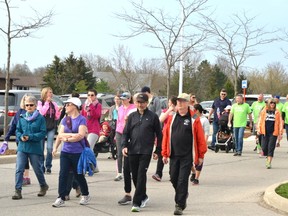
261,134,277,157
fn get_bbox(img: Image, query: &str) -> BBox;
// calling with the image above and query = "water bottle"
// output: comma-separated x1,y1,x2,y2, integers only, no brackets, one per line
217,107,220,119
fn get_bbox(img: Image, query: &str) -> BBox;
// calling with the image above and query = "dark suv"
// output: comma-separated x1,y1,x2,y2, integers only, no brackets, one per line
0,90,63,137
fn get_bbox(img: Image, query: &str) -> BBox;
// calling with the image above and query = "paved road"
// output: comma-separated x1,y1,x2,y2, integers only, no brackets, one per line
1,135,288,216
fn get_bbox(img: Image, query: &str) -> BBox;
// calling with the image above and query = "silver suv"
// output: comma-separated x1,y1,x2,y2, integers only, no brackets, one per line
0,90,63,137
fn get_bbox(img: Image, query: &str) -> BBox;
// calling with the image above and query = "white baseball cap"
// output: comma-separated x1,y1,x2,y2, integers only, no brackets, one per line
64,97,82,109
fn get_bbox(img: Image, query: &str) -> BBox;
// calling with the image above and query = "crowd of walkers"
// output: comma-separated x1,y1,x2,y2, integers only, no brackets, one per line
3,85,287,215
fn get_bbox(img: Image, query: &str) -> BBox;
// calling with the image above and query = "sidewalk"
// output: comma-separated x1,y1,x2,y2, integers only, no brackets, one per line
1,135,288,215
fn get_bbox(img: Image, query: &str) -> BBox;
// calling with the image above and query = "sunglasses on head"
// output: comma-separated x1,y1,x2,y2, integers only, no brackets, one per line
25,104,34,107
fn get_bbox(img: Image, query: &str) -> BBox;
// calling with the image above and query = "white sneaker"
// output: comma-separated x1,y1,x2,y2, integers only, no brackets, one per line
80,195,91,205
52,198,65,207
140,196,149,208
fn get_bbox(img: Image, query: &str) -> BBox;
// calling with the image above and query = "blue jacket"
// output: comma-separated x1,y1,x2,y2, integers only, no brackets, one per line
77,143,96,176
16,110,47,155
5,109,26,142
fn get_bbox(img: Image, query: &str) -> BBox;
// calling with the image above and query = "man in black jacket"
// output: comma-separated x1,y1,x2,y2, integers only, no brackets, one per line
122,93,162,213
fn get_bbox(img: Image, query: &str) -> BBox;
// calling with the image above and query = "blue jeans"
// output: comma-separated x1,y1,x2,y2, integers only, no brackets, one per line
58,152,89,200
233,127,245,153
42,129,55,170
285,124,288,141
211,121,219,147
15,151,47,190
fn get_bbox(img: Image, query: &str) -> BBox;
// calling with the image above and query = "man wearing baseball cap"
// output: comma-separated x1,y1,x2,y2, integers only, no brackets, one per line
122,93,162,212
162,93,207,215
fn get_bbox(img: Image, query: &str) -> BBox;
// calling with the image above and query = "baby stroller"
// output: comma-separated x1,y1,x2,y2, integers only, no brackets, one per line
215,112,234,153
93,120,117,160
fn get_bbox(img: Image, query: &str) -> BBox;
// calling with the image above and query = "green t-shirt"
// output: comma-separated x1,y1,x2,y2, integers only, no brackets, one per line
276,102,284,114
251,101,265,123
282,102,288,124
231,103,251,127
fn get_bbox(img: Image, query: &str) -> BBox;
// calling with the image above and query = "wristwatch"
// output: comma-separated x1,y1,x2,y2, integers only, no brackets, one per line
66,138,68,142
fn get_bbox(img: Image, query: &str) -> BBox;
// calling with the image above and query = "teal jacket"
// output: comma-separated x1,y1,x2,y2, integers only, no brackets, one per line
16,111,47,155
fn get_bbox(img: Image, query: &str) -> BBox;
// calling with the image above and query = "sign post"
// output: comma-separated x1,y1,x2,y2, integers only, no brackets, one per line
241,80,247,102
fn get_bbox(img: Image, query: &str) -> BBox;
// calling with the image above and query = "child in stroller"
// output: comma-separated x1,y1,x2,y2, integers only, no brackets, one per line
93,120,117,159
215,105,234,153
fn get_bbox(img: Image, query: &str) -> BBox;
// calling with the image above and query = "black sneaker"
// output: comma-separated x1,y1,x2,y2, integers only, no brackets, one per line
118,195,132,205
190,173,196,182
192,179,199,185
46,169,51,174
174,204,183,215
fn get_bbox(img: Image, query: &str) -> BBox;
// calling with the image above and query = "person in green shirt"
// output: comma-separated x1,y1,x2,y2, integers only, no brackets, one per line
274,95,284,146
228,94,252,156
251,94,266,152
281,95,288,142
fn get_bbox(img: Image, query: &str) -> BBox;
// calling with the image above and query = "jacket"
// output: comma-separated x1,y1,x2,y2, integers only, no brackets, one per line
16,110,47,155
162,109,207,164
122,108,162,155
5,109,26,142
81,101,102,135
77,144,97,176
258,107,283,136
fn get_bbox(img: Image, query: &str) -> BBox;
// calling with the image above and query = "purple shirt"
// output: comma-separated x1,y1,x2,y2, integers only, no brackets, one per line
61,115,87,154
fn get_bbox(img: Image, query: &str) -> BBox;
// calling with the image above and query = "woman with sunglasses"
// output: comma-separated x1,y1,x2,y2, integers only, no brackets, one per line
258,98,283,169
81,89,102,172
13,95,49,200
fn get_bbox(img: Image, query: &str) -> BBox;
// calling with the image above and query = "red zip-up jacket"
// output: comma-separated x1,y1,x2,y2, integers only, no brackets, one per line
162,109,207,164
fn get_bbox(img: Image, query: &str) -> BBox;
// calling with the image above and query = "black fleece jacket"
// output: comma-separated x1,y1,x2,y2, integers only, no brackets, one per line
121,108,162,155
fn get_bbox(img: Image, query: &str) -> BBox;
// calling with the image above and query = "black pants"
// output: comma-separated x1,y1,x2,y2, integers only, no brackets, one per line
155,154,164,178
261,134,277,157
129,154,151,207
169,154,192,208
123,156,131,193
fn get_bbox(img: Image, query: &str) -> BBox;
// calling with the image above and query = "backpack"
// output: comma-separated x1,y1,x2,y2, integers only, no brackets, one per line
42,100,56,131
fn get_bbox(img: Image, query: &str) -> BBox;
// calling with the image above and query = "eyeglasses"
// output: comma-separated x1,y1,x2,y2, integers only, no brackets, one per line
25,104,34,107
87,94,95,97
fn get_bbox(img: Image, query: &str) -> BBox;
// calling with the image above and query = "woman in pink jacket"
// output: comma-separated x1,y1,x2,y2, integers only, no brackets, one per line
81,89,102,172
37,87,61,174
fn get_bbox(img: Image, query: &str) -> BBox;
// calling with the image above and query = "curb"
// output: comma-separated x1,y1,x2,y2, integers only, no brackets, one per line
264,181,288,213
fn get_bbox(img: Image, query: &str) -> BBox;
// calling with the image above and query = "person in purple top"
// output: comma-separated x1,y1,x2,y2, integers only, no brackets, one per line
52,97,90,208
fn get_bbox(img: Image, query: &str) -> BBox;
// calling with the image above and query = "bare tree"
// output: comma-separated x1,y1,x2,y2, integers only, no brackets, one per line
204,12,279,95
114,0,208,97
0,0,53,136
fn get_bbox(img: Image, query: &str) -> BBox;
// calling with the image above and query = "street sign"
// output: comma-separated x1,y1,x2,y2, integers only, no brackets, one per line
242,80,247,89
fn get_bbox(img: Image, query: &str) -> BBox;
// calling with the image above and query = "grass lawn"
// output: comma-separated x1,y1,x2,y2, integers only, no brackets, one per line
275,183,288,199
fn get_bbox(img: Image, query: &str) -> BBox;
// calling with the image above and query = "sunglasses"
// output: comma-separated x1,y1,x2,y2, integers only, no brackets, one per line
87,94,95,97
221,93,227,96
25,104,35,107
191,96,196,98
270,102,276,104
66,103,74,107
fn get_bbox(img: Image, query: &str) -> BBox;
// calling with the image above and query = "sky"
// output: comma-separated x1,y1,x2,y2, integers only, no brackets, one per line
0,0,287,72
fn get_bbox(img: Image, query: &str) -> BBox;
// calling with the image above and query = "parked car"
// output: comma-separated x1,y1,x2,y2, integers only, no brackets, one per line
0,90,64,137
200,100,214,123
